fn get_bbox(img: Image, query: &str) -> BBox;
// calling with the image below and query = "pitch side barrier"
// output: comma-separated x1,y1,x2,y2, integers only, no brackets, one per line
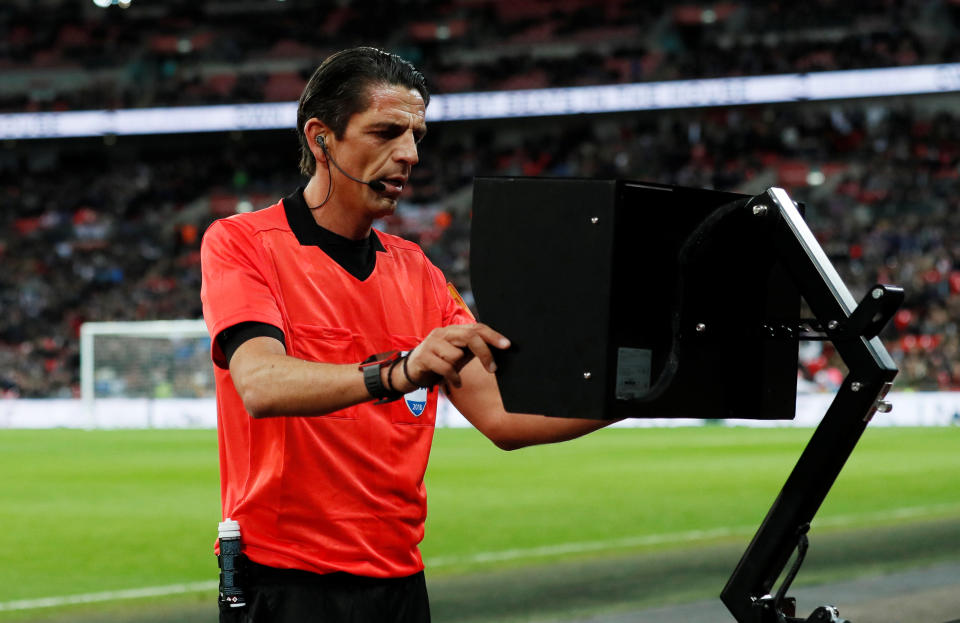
471,177,903,623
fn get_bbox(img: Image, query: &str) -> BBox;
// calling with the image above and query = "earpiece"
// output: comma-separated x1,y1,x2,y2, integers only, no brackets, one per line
313,133,386,193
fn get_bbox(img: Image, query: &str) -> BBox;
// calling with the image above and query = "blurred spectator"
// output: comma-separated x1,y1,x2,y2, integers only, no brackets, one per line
4,97,960,395
1,0,958,112
3,1,960,396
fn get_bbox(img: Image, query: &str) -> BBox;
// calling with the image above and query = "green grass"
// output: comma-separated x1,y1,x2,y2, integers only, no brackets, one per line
0,429,220,602
0,425,958,619
422,426,960,572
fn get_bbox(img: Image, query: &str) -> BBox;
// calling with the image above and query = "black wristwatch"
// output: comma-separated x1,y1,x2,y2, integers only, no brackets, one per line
359,350,405,404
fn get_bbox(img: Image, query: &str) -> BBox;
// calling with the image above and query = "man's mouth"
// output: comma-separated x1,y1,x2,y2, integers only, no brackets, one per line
378,176,406,195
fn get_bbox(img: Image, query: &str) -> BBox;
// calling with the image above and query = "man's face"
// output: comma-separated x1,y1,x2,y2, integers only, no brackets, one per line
328,83,427,218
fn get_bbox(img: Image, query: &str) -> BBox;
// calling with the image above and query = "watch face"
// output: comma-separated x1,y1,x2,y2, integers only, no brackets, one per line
362,351,407,402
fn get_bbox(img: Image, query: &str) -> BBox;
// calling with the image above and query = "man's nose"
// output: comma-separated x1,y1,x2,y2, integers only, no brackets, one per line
394,132,419,166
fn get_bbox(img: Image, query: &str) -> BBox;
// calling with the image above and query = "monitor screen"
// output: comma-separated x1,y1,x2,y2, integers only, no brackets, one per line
470,177,800,420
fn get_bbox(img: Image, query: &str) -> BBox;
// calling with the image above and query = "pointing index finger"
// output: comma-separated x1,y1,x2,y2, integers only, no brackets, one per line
474,323,511,350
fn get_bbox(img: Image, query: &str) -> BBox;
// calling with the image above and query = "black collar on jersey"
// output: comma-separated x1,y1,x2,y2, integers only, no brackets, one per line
282,186,385,281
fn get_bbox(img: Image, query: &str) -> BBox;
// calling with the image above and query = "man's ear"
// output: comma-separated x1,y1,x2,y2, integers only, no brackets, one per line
304,118,331,163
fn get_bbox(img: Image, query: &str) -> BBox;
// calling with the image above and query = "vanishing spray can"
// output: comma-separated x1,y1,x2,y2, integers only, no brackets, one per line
217,518,247,609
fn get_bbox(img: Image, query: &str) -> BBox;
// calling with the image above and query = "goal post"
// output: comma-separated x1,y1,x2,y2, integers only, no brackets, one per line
79,319,214,428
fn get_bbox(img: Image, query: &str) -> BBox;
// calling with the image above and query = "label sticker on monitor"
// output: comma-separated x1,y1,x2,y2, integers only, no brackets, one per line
616,348,652,400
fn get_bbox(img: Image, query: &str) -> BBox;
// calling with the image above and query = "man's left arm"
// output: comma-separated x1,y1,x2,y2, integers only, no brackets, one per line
413,273,617,449
443,351,618,451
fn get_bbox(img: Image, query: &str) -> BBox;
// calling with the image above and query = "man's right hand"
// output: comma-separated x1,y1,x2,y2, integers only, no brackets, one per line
391,323,511,391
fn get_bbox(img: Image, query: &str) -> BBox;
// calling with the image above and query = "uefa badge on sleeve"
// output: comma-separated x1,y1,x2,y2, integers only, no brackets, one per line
404,387,428,416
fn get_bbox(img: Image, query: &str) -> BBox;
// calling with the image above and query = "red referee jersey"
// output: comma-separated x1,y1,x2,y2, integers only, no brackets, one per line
200,196,473,578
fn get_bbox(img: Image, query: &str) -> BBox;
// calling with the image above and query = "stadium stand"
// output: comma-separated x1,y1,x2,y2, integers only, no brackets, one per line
1,1,957,111
2,0,959,397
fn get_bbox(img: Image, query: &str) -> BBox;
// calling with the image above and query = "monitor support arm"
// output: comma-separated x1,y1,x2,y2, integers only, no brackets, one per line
720,188,903,623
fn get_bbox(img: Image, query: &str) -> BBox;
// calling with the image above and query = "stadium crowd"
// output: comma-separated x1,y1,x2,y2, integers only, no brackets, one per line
3,99,959,397
2,0,959,398
1,0,957,112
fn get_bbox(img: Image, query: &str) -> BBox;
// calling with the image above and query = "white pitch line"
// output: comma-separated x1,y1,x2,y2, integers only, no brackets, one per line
425,502,960,568
3,502,959,612
0,580,217,612
425,526,743,567
814,502,960,529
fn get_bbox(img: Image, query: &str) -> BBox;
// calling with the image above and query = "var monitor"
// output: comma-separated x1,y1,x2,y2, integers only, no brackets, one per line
470,177,801,421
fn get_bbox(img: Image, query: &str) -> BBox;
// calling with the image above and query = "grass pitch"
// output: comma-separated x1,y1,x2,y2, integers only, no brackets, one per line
423,425,960,571
0,425,958,621
0,429,219,602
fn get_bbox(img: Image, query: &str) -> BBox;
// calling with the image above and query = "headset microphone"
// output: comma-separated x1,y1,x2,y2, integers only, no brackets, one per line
316,135,386,192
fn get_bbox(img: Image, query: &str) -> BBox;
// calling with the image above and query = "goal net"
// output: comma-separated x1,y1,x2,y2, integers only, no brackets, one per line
79,319,215,427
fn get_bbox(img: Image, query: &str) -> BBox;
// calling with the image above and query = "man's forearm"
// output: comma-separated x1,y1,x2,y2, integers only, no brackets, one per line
448,357,620,449
229,337,376,418
482,411,617,451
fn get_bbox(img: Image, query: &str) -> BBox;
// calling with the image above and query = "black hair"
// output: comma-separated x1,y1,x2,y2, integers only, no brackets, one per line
296,47,430,177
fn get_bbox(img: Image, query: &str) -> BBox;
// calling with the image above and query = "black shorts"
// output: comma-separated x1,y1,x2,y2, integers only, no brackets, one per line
221,560,430,623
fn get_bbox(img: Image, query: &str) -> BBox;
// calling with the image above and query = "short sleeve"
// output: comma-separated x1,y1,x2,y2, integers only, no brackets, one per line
200,219,284,368
441,279,476,327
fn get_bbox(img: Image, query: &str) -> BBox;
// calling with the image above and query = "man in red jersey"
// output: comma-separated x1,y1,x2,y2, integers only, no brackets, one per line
201,47,612,623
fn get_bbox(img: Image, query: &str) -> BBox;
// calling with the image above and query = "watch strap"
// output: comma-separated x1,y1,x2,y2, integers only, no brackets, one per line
359,350,404,404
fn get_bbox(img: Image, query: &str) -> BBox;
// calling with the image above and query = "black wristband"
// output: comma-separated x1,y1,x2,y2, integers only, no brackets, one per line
403,354,439,390
402,356,417,388
386,356,404,394
359,351,405,404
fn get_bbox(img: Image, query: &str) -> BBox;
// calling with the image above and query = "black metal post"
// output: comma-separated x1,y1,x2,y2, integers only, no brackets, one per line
720,188,901,623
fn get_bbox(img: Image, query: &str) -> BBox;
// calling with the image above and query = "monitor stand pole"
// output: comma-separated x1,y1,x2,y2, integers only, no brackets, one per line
719,188,902,623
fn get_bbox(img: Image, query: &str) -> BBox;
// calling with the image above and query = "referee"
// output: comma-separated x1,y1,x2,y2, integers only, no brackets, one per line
200,47,613,623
